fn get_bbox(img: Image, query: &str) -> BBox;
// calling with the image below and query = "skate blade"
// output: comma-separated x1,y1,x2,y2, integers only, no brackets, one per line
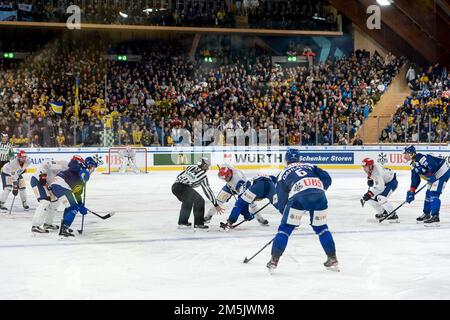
267,267,276,275
387,219,400,224
424,223,440,228
326,266,341,272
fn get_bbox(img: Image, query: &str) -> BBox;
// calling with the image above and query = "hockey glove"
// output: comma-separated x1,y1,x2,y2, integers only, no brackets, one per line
39,174,48,186
362,191,374,202
406,190,416,203
79,168,90,183
78,204,88,216
367,179,374,187
427,176,437,184
12,182,19,197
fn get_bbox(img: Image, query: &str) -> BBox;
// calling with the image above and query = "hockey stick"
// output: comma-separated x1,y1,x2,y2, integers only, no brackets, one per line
78,186,87,235
229,202,271,229
378,184,428,223
243,238,274,264
89,209,115,220
360,188,370,207
8,195,16,215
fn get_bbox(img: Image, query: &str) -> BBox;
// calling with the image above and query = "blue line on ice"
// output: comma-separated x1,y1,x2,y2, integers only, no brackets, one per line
0,225,447,249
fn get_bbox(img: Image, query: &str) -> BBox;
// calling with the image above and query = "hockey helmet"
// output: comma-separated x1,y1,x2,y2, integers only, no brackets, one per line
218,166,233,182
84,157,99,173
361,158,374,174
197,157,211,170
72,155,85,164
404,145,416,155
285,148,301,164
17,150,27,163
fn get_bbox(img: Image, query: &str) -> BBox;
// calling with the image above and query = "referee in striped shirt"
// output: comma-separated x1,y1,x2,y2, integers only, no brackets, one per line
172,157,224,229
0,133,14,171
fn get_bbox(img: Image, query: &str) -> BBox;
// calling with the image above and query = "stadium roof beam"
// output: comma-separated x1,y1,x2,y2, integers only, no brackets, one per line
0,22,343,37
357,0,447,64
392,0,450,53
328,0,433,66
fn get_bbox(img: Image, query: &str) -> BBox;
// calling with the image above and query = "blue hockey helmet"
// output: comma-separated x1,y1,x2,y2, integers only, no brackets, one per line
84,157,99,173
404,145,417,155
285,149,301,164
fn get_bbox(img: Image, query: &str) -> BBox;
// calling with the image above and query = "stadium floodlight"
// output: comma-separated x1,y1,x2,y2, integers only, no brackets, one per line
376,0,391,6
119,12,128,18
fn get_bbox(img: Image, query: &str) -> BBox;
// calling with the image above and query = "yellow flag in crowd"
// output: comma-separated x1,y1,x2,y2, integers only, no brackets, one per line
74,78,79,119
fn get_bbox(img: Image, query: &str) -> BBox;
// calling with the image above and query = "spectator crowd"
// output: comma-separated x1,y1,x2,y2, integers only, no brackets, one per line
0,33,406,148
380,64,449,144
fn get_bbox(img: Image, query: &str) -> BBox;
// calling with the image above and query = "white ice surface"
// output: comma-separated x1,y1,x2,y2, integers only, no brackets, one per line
0,170,449,300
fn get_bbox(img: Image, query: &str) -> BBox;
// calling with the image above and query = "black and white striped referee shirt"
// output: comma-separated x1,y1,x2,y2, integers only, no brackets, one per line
176,165,217,206
0,142,13,162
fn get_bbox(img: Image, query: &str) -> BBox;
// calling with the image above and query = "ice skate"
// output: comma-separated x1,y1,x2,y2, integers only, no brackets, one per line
256,213,269,226
44,224,59,231
266,256,280,274
22,201,30,211
219,221,233,231
31,226,49,234
178,222,192,229
324,255,340,272
417,213,431,223
375,210,388,220
59,221,75,238
386,213,400,223
0,202,8,211
204,215,213,224
424,215,440,227
194,224,209,231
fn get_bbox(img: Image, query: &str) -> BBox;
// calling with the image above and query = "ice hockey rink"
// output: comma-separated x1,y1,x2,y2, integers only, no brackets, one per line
0,169,449,300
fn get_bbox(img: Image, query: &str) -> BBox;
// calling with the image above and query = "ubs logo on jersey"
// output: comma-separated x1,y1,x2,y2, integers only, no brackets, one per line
377,153,388,165
73,185,83,194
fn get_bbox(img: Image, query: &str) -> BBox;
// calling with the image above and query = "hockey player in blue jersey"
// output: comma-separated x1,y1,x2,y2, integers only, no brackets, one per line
404,145,450,226
50,156,99,237
217,166,276,231
267,149,338,273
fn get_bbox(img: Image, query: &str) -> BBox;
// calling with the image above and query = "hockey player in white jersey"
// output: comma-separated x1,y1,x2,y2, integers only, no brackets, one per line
361,158,399,222
0,150,31,211
118,147,140,174
30,160,68,233
204,164,269,226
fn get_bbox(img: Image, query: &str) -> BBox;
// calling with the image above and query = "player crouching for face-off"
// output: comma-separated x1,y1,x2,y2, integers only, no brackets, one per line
172,158,224,230
361,158,399,223
0,150,31,212
209,164,273,231
49,156,99,237
404,145,450,226
267,149,338,273
30,160,68,234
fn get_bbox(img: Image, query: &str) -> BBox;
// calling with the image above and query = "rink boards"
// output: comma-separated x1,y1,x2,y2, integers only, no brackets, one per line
16,145,450,173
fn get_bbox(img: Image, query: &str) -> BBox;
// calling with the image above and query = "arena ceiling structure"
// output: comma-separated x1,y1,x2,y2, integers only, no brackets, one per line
328,0,450,66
